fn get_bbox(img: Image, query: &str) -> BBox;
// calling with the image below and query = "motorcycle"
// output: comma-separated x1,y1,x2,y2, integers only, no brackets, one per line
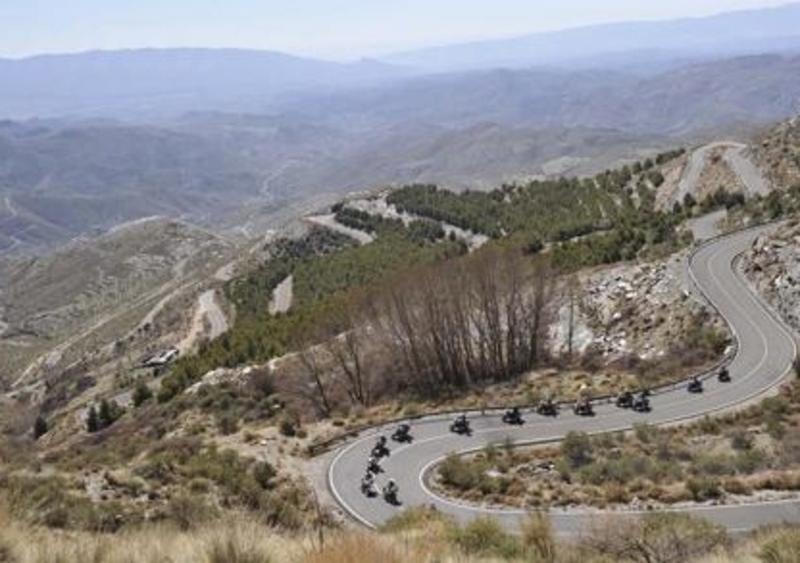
371,436,390,458
391,423,413,443
632,393,651,412
360,475,378,497
573,397,594,416
687,378,703,394
536,399,558,417
450,416,472,435
615,391,634,409
502,408,524,425
367,456,383,474
382,481,400,505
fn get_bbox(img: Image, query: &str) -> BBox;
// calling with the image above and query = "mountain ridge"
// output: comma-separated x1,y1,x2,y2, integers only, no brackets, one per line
382,2,800,71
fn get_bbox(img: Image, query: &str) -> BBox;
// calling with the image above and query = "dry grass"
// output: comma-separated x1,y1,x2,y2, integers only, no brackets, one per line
5,497,800,563
300,532,450,563
0,509,297,563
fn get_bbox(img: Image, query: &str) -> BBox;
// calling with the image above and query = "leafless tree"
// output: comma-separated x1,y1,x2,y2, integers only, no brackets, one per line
297,348,333,417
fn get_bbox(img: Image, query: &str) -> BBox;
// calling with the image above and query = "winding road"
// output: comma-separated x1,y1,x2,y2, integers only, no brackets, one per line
328,225,800,535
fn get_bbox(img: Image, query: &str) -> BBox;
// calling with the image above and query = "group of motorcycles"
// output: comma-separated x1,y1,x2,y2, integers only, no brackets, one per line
614,389,651,412
450,406,524,435
360,366,733,502
360,424,413,504
686,366,731,393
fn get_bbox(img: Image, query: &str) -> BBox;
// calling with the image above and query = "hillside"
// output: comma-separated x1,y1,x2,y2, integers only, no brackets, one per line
0,216,234,391
751,114,800,188
0,117,671,254
2,122,800,561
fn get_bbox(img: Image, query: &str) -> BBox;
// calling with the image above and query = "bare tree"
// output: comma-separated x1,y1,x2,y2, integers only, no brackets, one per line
297,348,333,417
328,329,371,407
369,247,556,397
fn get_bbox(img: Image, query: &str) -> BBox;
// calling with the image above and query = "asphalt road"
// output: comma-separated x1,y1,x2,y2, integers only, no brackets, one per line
677,141,770,203
328,225,800,534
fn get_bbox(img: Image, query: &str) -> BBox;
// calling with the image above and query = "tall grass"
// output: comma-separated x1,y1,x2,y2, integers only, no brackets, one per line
0,514,294,563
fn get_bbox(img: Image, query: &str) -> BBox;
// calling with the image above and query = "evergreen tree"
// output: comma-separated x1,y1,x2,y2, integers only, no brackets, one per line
86,405,100,433
98,399,113,429
33,415,48,439
132,381,153,407
97,399,123,429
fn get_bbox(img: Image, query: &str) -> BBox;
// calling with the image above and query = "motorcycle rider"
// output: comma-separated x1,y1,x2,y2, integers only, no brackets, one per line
367,454,381,474
372,435,390,458
361,472,375,494
384,478,399,500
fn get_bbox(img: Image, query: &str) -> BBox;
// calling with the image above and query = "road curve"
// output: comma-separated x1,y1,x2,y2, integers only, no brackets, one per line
677,141,770,204
328,225,799,534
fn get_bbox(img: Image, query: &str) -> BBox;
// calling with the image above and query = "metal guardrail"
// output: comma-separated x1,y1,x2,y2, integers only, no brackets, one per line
308,221,781,457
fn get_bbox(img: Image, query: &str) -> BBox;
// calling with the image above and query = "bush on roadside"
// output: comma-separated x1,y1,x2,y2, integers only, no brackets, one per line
450,516,523,559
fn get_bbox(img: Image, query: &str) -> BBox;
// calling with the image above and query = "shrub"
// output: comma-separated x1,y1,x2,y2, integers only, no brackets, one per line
697,415,721,434
779,432,800,467
439,453,483,491
562,432,593,469
686,477,723,501
86,406,100,433
693,454,736,477
634,423,659,444
167,494,217,531
521,512,557,562
451,516,522,558
722,477,752,495
217,413,240,436
381,505,451,533
582,512,727,563
205,535,271,563
759,528,800,563
33,416,48,440
132,381,153,407
252,461,276,490
98,399,124,429
729,429,754,451
278,417,297,437
734,448,767,474
768,418,787,440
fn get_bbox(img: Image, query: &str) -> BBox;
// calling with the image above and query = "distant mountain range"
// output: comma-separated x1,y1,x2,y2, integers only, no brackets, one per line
2,3,800,255
0,48,410,119
297,54,800,135
383,2,800,71
1,4,800,120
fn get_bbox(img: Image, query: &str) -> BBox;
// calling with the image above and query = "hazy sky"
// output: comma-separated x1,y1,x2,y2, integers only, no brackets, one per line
1,0,794,59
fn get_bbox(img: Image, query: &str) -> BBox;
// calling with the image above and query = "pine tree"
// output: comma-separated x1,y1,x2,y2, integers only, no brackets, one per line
33,415,48,439
132,381,153,407
98,399,113,429
86,405,100,433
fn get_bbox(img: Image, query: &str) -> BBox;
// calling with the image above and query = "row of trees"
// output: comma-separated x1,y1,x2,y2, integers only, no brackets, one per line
372,248,553,393
283,247,556,413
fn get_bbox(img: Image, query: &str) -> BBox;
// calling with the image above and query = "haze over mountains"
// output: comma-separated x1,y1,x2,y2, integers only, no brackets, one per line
385,2,800,71
1,3,800,255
